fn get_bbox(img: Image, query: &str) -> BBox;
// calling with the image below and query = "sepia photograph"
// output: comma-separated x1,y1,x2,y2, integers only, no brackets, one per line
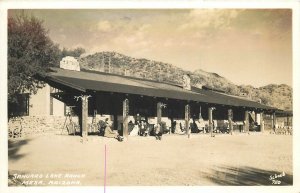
1,2,299,193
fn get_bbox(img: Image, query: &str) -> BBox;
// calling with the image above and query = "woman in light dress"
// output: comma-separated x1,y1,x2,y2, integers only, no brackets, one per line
129,123,140,136
195,118,206,133
104,119,123,141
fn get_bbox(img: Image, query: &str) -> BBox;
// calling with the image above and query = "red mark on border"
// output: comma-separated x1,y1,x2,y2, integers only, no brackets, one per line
104,144,107,193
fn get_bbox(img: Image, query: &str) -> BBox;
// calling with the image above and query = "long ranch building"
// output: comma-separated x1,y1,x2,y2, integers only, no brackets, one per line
35,63,279,139
9,57,291,139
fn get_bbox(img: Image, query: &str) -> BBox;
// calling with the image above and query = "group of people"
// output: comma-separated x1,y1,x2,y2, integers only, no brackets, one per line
100,114,266,141
100,115,221,141
128,118,163,140
128,120,149,136
100,115,164,141
171,118,207,134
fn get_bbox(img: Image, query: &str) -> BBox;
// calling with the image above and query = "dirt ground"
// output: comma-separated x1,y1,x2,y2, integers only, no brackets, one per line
8,133,293,186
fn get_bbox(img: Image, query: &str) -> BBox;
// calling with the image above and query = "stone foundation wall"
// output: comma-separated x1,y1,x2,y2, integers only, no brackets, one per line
8,116,79,139
8,115,292,139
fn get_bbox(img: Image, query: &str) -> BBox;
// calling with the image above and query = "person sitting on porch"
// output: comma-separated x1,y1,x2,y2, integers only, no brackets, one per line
213,120,218,133
195,118,206,133
104,118,123,141
139,120,148,136
174,121,185,134
129,122,139,136
171,120,176,133
134,113,141,124
154,123,163,140
128,120,135,133
98,119,107,136
190,118,199,133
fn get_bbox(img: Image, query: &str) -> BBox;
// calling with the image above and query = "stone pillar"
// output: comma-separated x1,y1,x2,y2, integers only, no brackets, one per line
123,99,129,140
81,95,89,138
228,109,233,135
244,111,249,133
260,112,264,132
208,107,213,137
185,104,190,138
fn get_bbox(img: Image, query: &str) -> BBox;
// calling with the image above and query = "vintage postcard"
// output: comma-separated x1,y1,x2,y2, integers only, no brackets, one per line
0,1,299,193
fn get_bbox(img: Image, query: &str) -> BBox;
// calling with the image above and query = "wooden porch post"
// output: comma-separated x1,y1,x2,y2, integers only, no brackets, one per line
199,106,202,119
208,107,213,137
244,110,249,133
228,109,233,135
271,113,275,132
157,102,162,125
185,104,190,138
260,112,264,132
123,98,129,140
81,95,89,138
272,112,277,132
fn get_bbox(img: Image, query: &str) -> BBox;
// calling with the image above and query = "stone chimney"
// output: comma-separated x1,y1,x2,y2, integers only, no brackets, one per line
182,74,191,90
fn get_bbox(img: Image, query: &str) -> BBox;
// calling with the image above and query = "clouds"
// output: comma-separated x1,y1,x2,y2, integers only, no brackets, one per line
90,23,153,56
177,9,241,39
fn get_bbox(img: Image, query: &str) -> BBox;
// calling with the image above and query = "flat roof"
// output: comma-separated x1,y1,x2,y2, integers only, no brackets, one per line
40,67,277,111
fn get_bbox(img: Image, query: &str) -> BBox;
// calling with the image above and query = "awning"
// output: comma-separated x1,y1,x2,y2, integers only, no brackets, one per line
39,67,277,111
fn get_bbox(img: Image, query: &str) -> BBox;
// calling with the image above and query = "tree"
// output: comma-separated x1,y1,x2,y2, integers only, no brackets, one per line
8,14,61,105
61,47,86,58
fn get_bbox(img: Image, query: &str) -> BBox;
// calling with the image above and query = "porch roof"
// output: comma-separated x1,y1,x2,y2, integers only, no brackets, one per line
275,110,293,117
41,67,277,111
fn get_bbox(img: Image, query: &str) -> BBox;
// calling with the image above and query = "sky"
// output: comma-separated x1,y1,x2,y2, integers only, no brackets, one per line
9,9,292,87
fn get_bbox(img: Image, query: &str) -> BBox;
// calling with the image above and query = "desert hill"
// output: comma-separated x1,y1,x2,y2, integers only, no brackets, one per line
78,51,292,111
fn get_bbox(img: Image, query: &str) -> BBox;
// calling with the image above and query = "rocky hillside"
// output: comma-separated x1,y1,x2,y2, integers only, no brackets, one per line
78,51,292,111
238,84,292,111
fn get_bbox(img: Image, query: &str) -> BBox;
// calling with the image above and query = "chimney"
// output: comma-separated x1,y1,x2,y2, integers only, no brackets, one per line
60,56,80,71
182,74,191,90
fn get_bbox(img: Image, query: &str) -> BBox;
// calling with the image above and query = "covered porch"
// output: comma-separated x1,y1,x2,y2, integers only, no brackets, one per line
38,67,277,139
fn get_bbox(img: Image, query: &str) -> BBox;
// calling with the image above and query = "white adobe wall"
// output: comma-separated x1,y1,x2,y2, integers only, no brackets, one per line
29,85,50,116
52,97,65,116
29,84,65,116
